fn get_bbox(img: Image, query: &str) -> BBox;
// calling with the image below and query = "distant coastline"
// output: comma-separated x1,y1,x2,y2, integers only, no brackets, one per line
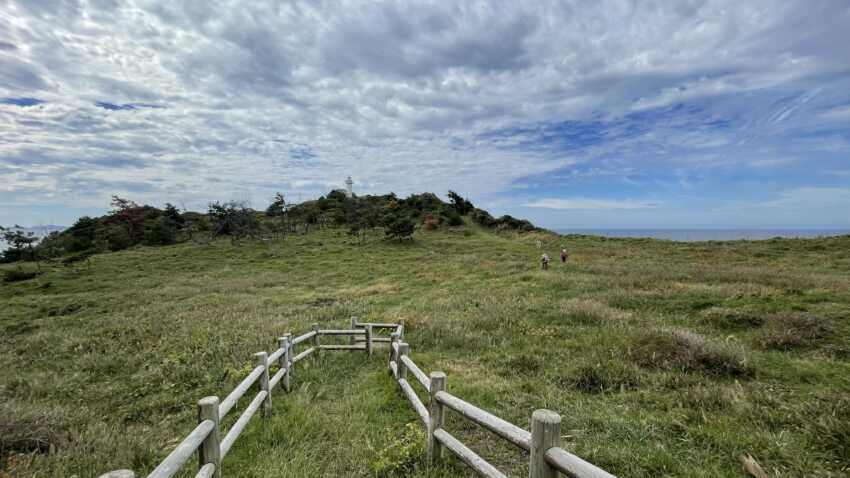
556,229,850,242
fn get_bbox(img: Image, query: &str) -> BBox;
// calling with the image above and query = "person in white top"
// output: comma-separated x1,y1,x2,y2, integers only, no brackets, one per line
541,253,550,270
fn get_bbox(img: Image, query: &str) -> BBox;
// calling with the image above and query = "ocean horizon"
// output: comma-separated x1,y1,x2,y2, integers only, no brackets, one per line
555,228,850,242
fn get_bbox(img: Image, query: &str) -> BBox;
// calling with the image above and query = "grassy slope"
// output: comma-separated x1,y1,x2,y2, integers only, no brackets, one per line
1,225,849,477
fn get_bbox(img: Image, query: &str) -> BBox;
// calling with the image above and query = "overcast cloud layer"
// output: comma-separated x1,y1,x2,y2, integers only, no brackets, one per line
2,0,850,228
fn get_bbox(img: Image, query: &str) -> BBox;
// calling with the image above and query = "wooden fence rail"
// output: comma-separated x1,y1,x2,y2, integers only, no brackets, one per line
101,317,616,478
99,321,384,478
388,336,618,478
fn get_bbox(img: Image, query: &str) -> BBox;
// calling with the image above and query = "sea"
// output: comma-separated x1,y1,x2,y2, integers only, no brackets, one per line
555,229,850,242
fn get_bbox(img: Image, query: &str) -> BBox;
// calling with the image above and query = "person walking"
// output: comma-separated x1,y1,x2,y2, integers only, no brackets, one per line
560,247,568,263
541,253,550,270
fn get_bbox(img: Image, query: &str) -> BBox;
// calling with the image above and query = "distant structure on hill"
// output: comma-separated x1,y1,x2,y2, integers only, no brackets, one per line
345,176,354,198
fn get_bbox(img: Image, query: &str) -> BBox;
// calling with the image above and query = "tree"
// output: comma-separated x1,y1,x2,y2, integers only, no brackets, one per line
163,203,185,228
448,190,474,215
0,226,39,263
66,216,99,252
265,193,288,217
208,201,260,243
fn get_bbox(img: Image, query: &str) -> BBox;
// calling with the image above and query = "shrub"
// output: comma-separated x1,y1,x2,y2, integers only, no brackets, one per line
371,422,425,476
756,312,835,351
3,268,41,283
632,328,753,377
384,216,414,241
143,216,177,246
442,209,464,226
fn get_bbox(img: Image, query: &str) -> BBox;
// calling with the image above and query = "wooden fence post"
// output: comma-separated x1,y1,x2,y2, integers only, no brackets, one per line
312,323,320,350
529,409,561,478
365,324,373,359
283,333,293,389
198,396,221,478
388,332,400,374
277,336,288,392
398,319,405,340
427,372,446,464
350,316,358,345
397,343,409,380
255,352,272,418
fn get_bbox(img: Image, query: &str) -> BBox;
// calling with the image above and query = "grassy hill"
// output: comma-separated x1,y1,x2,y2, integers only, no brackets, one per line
1,224,849,477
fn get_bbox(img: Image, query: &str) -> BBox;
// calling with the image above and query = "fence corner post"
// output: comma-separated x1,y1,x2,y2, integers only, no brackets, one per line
388,332,400,375
283,333,293,390
198,396,221,478
529,409,561,478
312,323,320,351
255,352,272,418
427,372,446,464
365,324,373,359
397,343,409,380
398,319,405,339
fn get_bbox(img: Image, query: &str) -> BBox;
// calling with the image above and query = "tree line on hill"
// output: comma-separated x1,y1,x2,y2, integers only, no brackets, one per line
1,190,537,266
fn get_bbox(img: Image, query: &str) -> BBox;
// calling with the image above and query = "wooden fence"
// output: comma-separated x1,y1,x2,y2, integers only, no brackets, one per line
101,317,617,478
387,329,617,478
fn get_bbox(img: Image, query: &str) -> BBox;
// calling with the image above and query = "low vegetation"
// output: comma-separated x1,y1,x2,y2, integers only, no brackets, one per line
0,203,848,477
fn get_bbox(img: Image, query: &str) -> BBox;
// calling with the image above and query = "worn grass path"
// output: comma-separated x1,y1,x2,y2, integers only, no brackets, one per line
1,225,849,477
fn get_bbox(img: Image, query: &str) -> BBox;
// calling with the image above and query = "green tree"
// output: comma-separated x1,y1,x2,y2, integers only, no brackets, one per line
448,190,474,215
0,226,39,263
265,193,288,217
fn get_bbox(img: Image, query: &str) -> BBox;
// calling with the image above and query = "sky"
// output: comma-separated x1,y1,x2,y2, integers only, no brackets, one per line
1,0,849,230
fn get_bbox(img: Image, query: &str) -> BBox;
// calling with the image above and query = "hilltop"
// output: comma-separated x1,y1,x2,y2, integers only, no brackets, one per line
1,209,849,476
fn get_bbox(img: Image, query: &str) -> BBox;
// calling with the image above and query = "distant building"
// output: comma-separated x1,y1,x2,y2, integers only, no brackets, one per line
345,176,353,198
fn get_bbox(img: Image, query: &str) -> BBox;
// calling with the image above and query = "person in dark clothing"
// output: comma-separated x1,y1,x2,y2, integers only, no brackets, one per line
560,247,568,263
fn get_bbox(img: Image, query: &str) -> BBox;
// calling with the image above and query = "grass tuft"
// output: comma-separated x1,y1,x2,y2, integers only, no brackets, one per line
755,312,835,351
631,328,753,378
560,363,640,394
559,298,632,324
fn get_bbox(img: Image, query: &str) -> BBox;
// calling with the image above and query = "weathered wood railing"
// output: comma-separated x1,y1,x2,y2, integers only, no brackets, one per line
99,321,383,478
101,317,616,478
388,334,618,478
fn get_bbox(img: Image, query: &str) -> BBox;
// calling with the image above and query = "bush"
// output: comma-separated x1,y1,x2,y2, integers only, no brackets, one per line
756,312,835,351
632,328,753,377
144,216,177,246
371,422,425,476
384,216,414,241
3,268,41,283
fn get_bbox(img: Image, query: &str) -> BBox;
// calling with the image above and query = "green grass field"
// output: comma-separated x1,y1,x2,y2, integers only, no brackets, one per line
2,225,849,477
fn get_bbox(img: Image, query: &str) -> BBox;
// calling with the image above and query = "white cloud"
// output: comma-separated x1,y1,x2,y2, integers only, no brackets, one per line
819,104,850,122
1,0,849,225
524,198,660,210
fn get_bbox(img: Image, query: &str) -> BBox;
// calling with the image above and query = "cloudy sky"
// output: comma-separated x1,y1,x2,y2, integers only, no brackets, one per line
2,0,849,229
